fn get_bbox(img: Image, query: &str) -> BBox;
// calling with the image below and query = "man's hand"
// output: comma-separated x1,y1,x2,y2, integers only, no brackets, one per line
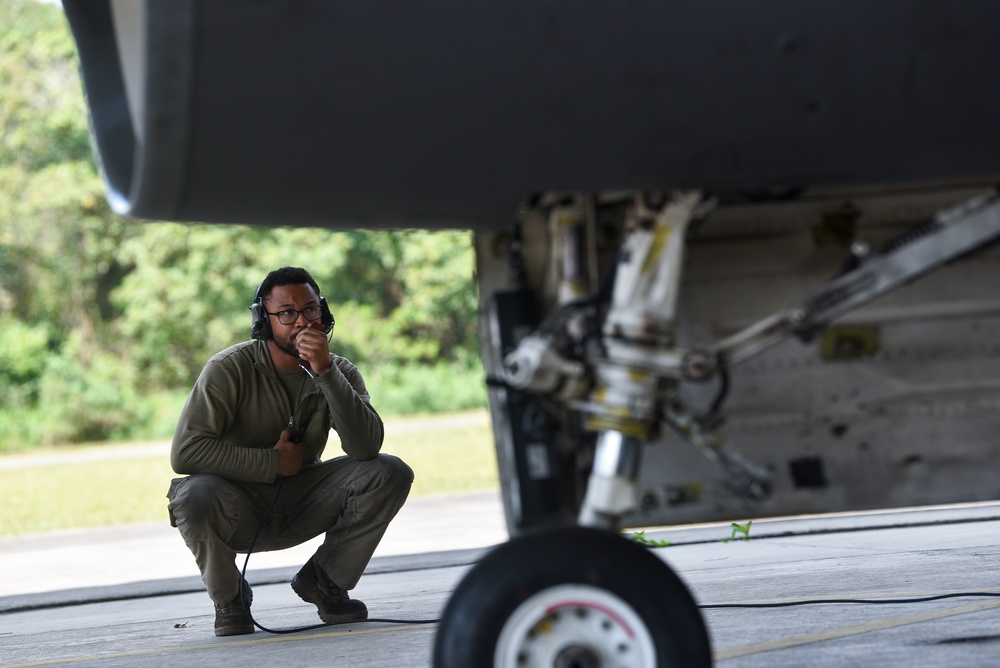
295,324,332,376
274,428,305,476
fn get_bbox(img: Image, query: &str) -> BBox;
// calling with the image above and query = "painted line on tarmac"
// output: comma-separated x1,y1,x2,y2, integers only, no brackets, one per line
713,598,1000,661
0,623,439,667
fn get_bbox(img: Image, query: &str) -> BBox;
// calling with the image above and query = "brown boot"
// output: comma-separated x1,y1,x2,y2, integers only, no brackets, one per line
291,558,368,624
214,579,254,636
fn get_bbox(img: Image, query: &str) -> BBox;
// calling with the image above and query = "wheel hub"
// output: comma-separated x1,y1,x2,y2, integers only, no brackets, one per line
553,644,601,668
495,584,657,667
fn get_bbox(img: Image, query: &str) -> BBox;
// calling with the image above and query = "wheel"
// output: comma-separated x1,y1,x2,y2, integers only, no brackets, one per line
433,526,712,667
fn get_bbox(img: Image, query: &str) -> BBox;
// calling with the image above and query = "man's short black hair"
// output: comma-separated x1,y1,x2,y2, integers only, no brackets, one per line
257,266,322,304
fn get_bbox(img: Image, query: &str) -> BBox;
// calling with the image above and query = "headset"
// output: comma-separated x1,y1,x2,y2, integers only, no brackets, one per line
249,276,335,340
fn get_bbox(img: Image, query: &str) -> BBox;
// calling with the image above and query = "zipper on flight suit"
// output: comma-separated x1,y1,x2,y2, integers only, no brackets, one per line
287,369,318,443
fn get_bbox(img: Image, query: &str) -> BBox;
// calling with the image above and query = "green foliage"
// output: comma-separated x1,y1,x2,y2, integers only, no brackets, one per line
369,360,488,417
0,405,45,452
35,335,143,445
0,3,485,449
633,522,756,548
0,315,50,404
1,0,91,170
723,520,753,543
631,530,672,548
112,222,271,386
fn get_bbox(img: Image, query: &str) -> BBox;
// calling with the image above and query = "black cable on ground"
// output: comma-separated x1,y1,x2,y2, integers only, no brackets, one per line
701,591,1000,610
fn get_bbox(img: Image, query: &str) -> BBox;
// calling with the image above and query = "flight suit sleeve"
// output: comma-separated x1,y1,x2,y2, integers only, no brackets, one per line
313,356,384,461
170,359,280,483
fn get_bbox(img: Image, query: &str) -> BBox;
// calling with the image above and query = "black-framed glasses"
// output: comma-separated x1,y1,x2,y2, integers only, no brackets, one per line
267,306,323,325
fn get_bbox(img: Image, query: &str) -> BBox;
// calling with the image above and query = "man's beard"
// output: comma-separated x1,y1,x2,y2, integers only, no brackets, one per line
273,331,302,359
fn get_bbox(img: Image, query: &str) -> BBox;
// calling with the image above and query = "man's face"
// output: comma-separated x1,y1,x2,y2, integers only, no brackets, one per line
264,283,322,359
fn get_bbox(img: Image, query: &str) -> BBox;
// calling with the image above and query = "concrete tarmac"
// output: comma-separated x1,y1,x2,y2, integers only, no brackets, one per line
2,495,1000,667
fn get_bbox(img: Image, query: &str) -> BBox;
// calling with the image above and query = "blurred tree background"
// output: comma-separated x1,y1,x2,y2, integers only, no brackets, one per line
0,0,485,452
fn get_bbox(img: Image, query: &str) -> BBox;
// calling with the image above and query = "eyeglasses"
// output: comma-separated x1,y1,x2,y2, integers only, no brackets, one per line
267,306,323,325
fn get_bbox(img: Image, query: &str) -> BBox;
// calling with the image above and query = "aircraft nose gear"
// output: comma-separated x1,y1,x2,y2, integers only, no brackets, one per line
449,189,1000,668
572,192,772,527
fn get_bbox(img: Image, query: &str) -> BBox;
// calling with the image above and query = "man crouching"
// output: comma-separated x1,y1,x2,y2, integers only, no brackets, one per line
167,266,412,636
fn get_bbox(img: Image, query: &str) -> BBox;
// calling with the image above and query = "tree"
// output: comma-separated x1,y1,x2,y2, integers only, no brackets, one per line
0,1,485,448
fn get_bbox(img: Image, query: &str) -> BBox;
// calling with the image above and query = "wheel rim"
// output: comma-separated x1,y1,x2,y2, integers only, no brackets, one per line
494,583,657,668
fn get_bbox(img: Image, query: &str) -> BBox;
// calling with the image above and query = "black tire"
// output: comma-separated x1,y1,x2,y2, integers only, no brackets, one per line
433,526,712,667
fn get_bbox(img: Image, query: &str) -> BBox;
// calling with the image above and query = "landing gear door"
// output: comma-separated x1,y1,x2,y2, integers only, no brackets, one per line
485,289,570,534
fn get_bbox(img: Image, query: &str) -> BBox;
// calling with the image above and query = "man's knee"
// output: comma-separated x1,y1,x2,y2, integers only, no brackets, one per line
375,453,413,484
168,474,236,528
359,454,413,509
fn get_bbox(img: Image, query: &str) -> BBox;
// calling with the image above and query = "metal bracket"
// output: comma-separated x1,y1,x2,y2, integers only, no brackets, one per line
714,194,1000,366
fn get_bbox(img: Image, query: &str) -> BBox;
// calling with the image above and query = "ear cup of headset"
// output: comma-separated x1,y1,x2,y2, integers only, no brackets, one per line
249,299,272,340
319,298,335,335
249,280,272,340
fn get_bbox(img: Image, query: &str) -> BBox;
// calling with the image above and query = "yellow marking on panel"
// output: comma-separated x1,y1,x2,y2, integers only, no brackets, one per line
639,224,672,276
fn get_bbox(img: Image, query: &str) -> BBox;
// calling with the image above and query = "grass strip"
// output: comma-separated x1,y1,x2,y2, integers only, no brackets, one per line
0,413,498,537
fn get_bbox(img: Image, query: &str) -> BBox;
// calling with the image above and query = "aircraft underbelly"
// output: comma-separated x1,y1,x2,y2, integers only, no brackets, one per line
65,0,1000,228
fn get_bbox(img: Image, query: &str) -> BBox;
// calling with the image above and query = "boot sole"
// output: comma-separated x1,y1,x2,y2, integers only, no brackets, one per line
215,623,255,637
